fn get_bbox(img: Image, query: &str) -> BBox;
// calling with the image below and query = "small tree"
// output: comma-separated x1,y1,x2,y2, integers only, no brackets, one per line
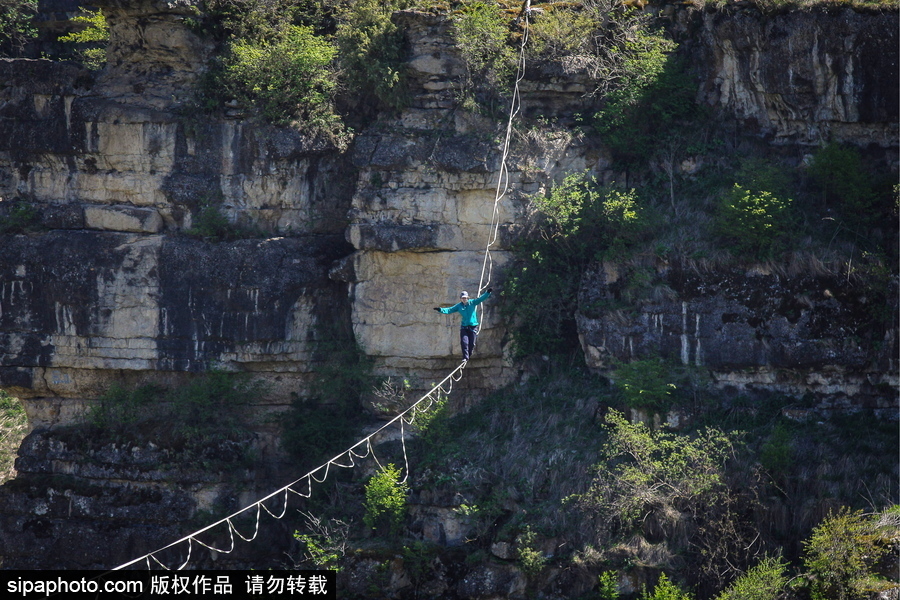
336,0,410,113
714,555,789,600
716,184,792,259
0,0,37,57
363,463,410,536
614,358,677,411
803,507,898,600
598,570,620,600
58,8,109,70
219,24,340,131
452,1,514,110
642,573,693,600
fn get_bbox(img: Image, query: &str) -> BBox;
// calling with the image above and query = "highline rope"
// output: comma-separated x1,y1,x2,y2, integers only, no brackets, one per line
112,362,465,571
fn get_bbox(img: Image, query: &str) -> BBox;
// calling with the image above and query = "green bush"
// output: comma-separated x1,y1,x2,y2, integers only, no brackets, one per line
714,555,789,600
58,8,108,70
198,0,301,42
452,1,515,111
527,7,595,59
0,0,37,57
614,358,677,411
516,525,546,579
504,172,645,358
0,199,40,234
716,184,792,259
593,30,696,166
642,573,693,600
217,24,340,132
807,143,875,216
336,0,411,113
598,570,620,600
576,409,736,531
363,463,409,535
802,507,898,600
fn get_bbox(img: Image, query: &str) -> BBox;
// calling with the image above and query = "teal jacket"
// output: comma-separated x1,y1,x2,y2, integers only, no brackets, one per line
439,291,491,327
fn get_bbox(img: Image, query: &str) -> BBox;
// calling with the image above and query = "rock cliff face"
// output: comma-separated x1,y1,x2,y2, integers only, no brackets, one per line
688,7,898,148
577,260,898,413
0,1,897,570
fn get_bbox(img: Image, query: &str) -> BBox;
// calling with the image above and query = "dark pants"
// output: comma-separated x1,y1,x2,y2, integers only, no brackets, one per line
460,326,478,360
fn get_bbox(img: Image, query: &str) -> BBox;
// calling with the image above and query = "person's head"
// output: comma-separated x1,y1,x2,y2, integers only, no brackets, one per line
460,291,469,304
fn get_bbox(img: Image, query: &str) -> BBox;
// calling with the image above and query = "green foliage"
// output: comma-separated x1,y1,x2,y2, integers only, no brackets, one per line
759,422,792,476
802,507,898,600
807,143,877,221
716,184,793,259
295,533,341,569
413,390,451,449
0,0,36,57
88,383,162,432
363,463,409,535
86,371,262,456
504,172,645,357
642,573,693,600
217,24,340,131
293,511,348,571
0,198,40,234
714,555,789,600
58,8,109,70
403,540,437,587
593,31,696,165
336,0,411,113
614,358,677,411
198,0,302,42
527,7,595,59
281,338,373,464
0,389,27,483
597,570,620,600
576,409,736,531
452,1,515,111
184,203,261,242
516,525,546,580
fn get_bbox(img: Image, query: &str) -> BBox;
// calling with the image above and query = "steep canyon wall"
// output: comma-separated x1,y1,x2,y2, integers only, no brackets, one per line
0,1,896,569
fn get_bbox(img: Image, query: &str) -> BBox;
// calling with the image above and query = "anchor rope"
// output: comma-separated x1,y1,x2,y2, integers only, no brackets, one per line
112,361,464,571
476,11,530,332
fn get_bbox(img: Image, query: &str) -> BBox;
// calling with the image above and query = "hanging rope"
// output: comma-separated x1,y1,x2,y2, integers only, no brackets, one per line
112,362,465,571
112,11,531,574
477,10,530,331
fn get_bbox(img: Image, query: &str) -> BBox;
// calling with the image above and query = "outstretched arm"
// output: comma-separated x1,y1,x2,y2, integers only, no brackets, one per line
436,303,462,314
469,288,492,306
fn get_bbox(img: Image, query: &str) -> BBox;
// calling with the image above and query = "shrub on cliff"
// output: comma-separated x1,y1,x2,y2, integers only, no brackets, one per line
0,0,37,57
452,1,516,112
217,24,341,132
715,184,793,259
802,507,900,600
505,172,646,358
58,7,108,70
336,0,411,114
363,463,409,536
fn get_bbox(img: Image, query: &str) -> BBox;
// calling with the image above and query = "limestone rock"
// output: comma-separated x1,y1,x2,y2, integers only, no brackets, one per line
693,7,899,147
577,260,899,409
